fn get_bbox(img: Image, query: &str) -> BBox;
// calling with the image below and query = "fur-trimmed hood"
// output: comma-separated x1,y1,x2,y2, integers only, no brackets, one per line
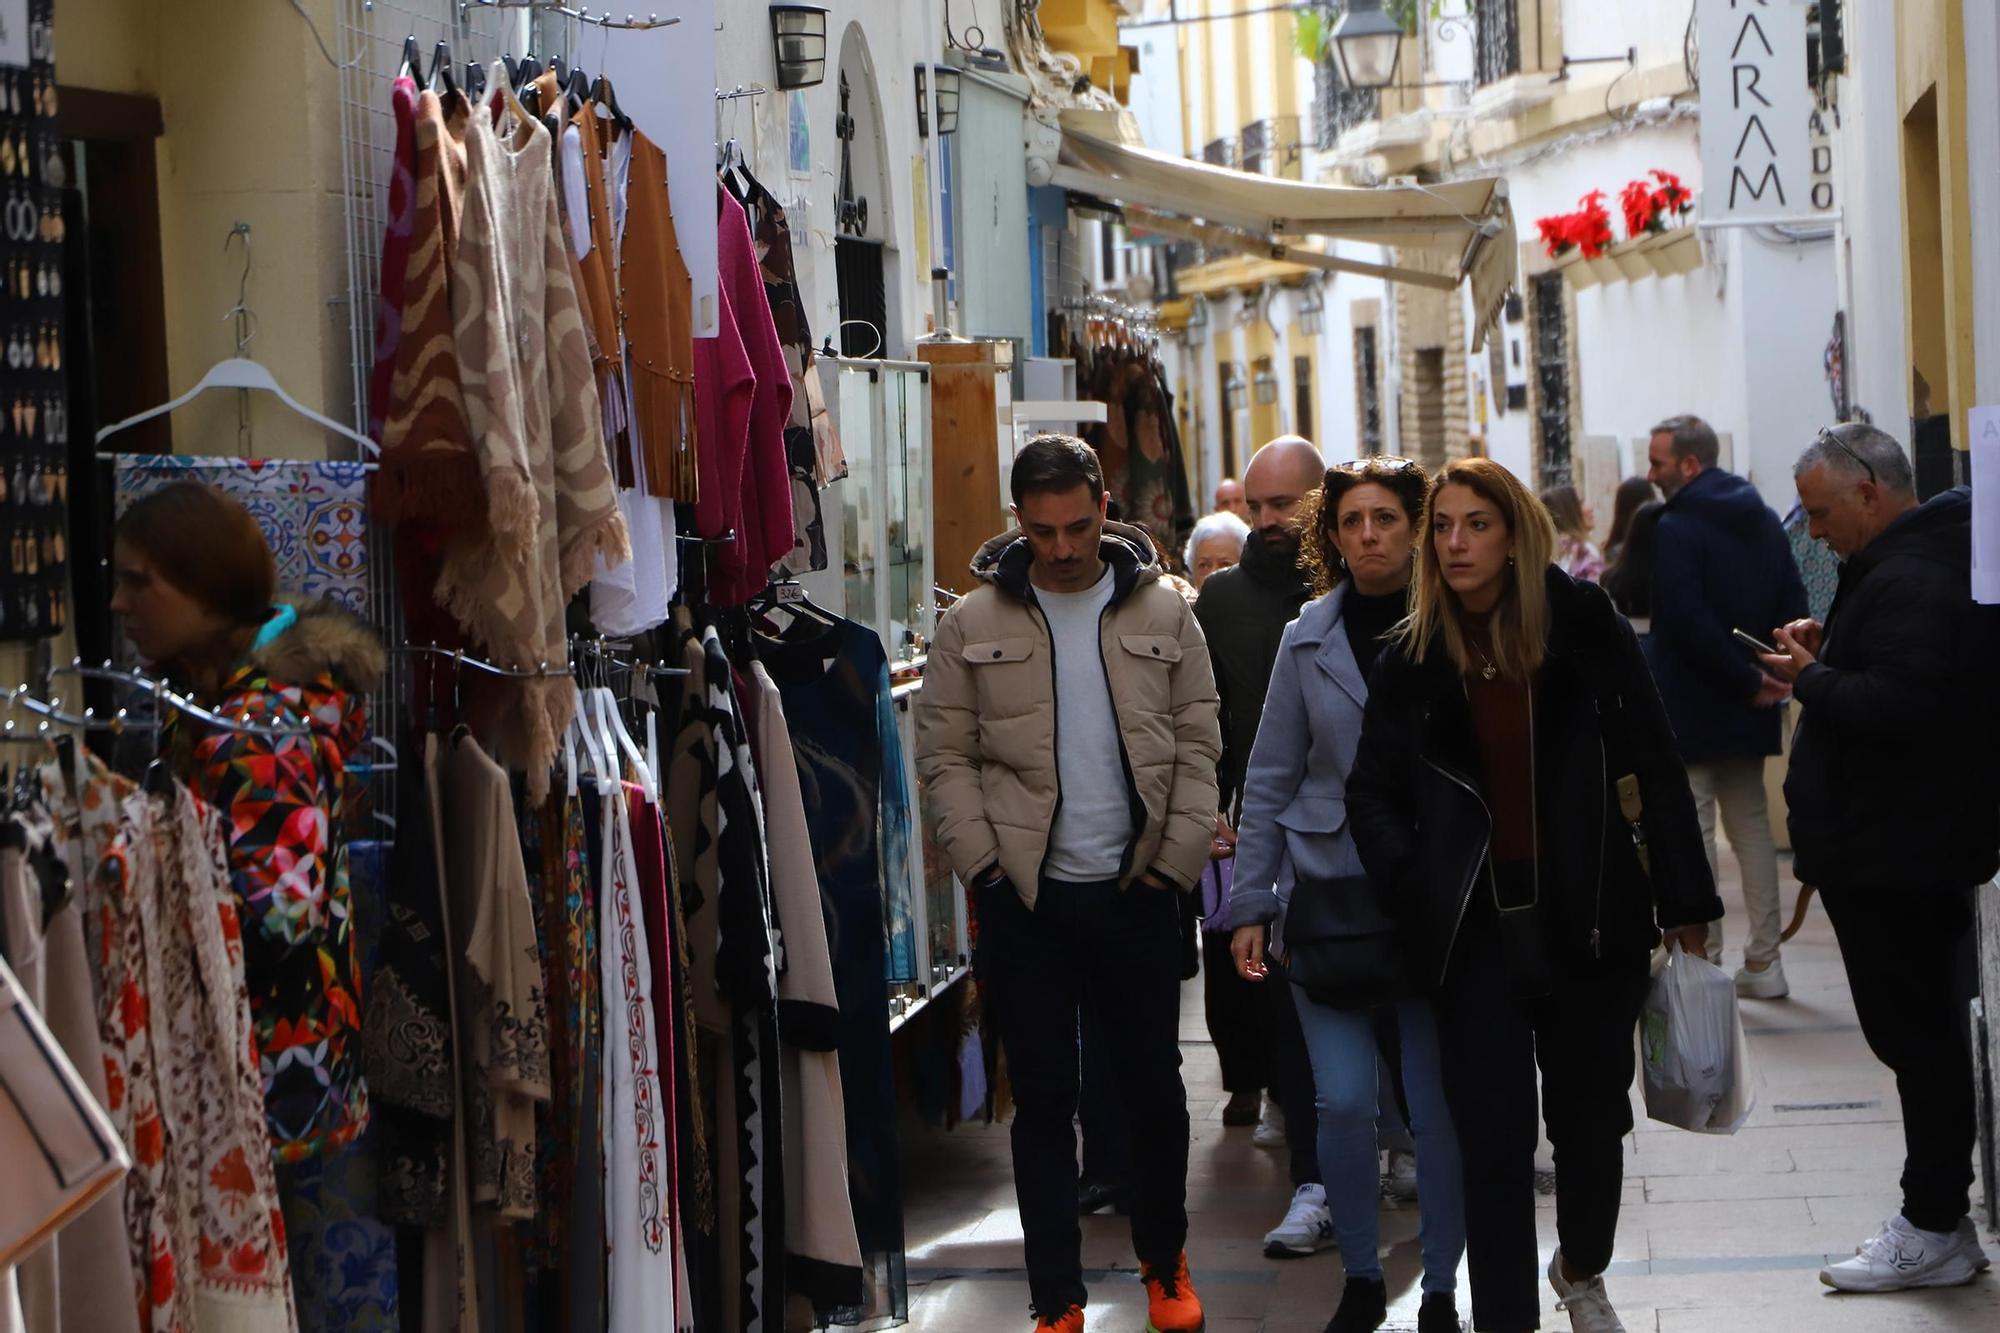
246,597,386,697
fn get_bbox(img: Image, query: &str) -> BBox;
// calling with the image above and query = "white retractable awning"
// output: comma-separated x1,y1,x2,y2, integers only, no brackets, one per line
1051,112,1517,347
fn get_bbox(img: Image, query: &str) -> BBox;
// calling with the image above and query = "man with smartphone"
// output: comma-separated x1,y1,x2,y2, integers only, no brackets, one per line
1760,423,1996,1294
1645,415,1809,996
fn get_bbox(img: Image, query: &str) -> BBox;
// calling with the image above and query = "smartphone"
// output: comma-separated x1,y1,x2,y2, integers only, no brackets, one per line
1731,627,1778,655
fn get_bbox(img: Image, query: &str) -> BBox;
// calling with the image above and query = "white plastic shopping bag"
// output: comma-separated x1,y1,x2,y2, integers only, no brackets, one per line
1639,942,1753,1133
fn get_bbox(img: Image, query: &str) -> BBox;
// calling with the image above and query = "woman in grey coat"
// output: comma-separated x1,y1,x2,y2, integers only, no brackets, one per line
1228,458,1465,1333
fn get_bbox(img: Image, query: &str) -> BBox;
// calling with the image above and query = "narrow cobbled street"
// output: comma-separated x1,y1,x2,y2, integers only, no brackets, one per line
900,842,1999,1331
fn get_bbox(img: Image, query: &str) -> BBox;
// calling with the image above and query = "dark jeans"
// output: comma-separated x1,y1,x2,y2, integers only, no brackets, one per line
1264,953,1324,1188
1820,883,1978,1233
1202,930,1270,1092
978,876,1190,1316
1434,901,1651,1332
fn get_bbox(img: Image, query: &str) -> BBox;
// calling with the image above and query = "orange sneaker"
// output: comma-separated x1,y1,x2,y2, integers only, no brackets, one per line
1033,1304,1084,1332
1140,1252,1205,1333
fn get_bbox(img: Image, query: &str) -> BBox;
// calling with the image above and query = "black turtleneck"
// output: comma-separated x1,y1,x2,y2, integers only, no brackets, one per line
1342,583,1408,680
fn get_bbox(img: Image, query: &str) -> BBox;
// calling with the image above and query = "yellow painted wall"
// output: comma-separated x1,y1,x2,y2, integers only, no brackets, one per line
1896,0,1976,442
59,0,351,461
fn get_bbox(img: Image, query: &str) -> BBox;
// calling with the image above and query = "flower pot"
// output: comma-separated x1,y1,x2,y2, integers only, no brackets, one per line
1585,254,1623,285
1559,251,1601,289
1611,238,1653,282
1648,229,1703,277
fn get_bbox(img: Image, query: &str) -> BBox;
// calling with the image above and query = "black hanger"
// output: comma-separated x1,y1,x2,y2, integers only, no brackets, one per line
429,40,458,99
517,52,545,86
142,757,176,799
501,53,521,87
399,35,425,83
566,64,592,113
465,61,487,101
592,71,634,131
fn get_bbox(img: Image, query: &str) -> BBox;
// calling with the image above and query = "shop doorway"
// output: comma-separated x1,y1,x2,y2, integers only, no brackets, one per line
58,88,169,679
834,27,896,358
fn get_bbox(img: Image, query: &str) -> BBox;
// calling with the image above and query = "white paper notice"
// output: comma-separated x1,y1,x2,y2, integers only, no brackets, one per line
0,0,28,69
1968,405,2000,604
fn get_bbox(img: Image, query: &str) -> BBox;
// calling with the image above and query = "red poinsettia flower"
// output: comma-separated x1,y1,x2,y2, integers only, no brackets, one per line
1571,191,1614,258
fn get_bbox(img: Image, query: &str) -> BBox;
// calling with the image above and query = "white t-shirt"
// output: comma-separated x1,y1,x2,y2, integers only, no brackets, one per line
1036,566,1133,882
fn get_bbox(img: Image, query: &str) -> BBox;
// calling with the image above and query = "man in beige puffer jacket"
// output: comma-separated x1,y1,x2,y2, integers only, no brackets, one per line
916,435,1220,1333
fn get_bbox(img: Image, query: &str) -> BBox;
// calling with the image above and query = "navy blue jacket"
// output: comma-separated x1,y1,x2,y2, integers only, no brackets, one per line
1645,468,1808,762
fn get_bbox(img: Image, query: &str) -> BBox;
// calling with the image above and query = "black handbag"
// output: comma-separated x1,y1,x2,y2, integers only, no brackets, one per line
1281,873,1408,1009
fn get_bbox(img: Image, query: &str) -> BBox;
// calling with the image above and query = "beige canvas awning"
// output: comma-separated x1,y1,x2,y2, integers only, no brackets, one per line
1053,111,1516,348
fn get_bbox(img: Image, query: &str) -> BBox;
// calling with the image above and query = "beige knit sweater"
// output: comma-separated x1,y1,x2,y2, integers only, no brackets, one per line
438,72,629,797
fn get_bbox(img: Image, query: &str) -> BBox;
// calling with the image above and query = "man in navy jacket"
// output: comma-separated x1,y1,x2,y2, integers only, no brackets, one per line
1645,415,1807,997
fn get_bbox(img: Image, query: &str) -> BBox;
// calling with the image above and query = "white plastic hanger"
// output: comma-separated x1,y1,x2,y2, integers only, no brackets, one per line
95,225,381,457
563,714,579,798
94,358,381,454
594,685,656,805
570,684,609,794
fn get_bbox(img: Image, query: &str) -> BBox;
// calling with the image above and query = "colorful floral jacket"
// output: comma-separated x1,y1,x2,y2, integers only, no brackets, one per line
170,599,384,1163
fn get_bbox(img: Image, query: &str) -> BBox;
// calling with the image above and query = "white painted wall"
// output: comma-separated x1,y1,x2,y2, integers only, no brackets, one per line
711,1,942,363
1559,0,1700,72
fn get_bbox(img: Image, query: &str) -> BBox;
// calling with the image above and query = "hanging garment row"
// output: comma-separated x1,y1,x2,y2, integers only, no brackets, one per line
368,53,846,794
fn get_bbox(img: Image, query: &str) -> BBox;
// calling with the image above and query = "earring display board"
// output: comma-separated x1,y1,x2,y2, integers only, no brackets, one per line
0,0,65,641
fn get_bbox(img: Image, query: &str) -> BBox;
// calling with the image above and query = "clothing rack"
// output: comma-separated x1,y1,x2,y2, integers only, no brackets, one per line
465,1,680,29
391,644,574,679
715,84,769,101
45,662,314,738
390,640,689,681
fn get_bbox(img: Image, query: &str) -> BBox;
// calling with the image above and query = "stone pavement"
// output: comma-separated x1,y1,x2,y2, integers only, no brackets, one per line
898,844,1998,1331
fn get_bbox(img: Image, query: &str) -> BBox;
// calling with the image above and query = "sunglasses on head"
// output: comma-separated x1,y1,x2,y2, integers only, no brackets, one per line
1338,456,1417,473
1817,427,1877,485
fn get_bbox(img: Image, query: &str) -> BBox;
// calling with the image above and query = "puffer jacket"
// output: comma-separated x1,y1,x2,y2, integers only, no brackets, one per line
1786,487,2000,893
169,597,384,1161
916,521,1222,910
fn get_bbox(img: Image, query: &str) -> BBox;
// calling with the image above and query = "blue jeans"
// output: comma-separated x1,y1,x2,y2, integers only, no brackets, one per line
1290,988,1466,1294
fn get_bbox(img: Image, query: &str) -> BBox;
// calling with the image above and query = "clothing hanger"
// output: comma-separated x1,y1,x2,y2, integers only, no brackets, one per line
592,70,632,130
465,61,487,101
565,63,592,114
549,55,567,89
491,58,535,133
91,228,386,456
568,684,608,794
594,683,655,805
429,39,458,99
399,35,425,83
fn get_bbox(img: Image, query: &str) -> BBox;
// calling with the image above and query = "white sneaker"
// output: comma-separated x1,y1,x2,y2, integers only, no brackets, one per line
1385,1149,1419,1202
1734,956,1790,999
1957,1216,1993,1272
1252,1099,1286,1150
1548,1249,1625,1332
1820,1215,1981,1292
1262,1183,1335,1258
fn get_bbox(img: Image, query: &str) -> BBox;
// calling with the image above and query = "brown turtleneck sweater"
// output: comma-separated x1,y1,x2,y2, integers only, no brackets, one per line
1462,615,1536,864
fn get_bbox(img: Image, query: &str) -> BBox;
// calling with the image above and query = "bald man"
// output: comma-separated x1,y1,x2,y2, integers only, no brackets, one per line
1193,435,1332,1253
1214,477,1248,521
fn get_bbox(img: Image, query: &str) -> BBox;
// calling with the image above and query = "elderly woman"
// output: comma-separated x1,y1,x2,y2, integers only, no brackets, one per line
1185,509,1250,590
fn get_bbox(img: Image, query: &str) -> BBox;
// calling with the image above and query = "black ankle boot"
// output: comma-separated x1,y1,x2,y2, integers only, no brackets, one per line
1418,1290,1460,1332
1322,1276,1387,1333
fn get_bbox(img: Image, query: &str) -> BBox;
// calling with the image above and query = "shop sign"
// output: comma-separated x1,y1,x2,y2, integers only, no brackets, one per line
1698,0,1815,226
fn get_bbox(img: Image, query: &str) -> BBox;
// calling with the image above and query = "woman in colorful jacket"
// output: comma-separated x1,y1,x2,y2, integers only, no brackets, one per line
112,481,385,1313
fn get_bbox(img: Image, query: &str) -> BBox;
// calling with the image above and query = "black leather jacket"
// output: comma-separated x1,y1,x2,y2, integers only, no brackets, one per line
1348,568,1722,988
